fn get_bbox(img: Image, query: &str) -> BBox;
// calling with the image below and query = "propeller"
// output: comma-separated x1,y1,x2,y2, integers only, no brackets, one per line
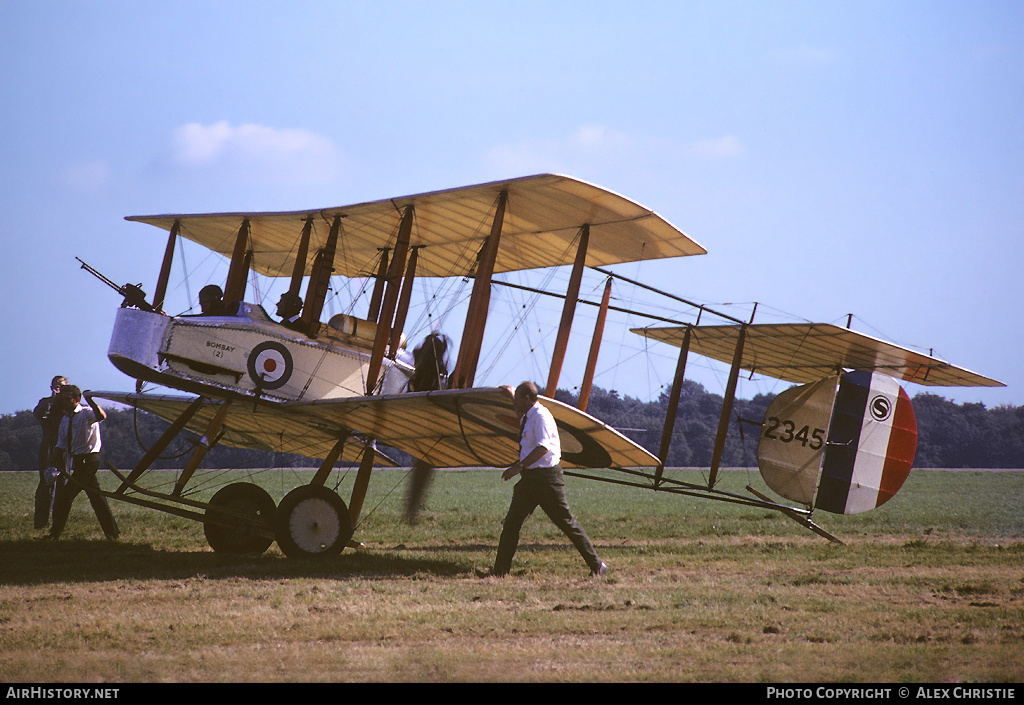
404,460,435,523
402,333,450,523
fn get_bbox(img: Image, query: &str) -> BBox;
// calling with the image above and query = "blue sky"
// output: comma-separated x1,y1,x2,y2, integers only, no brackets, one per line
2,1,1021,417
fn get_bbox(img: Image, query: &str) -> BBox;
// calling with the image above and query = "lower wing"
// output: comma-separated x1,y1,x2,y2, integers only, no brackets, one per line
95,388,659,469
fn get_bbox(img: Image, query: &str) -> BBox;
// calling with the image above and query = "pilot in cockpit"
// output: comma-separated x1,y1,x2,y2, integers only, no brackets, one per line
409,333,450,391
276,291,305,331
198,284,240,316
198,285,225,315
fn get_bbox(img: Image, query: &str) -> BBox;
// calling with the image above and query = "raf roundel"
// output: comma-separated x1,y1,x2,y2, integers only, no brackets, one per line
247,341,294,390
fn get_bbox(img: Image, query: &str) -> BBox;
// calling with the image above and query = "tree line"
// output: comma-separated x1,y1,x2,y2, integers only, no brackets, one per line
1,383,1022,472
552,384,1024,470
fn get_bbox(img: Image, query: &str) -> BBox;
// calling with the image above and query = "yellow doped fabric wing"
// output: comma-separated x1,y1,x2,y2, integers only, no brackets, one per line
127,174,705,280
632,322,1003,388
96,388,660,470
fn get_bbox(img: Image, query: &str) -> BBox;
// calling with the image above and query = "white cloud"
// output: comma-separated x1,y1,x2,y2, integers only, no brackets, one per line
169,121,341,184
172,121,234,165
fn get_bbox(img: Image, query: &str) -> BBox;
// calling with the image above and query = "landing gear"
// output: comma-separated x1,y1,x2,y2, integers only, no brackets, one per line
203,482,276,554
275,485,353,558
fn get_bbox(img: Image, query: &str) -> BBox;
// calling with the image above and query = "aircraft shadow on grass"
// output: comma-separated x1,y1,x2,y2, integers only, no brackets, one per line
1,539,470,585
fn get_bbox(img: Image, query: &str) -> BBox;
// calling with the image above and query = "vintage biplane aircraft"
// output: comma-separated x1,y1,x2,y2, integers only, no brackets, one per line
82,173,1002,557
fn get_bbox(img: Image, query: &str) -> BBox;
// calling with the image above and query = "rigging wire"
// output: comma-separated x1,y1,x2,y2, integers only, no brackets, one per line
127,197,879,511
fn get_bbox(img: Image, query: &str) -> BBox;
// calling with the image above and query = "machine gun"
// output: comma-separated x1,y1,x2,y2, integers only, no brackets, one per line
77,257,159,313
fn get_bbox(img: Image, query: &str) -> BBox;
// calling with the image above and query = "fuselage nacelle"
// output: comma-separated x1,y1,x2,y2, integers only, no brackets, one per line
108,305,413,402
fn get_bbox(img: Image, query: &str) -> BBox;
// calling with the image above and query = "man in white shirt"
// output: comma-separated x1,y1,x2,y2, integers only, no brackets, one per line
488,381,607,578
46,385,119,541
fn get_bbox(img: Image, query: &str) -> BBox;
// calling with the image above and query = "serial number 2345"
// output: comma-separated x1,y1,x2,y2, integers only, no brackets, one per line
763,417,826,450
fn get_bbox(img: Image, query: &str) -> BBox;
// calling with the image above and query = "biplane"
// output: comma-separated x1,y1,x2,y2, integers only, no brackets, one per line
82,173,1002,557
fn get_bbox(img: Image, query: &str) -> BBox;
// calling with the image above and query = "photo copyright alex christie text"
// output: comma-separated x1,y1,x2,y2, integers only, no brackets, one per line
766,687,1016,700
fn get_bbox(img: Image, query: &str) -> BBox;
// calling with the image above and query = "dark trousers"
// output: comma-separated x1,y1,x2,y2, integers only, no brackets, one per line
35,441,58,529
493,466,601,575
34,468,57,529
49,453,119,540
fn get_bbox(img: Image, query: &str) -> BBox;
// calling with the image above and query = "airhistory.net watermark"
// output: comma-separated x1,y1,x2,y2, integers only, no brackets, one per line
6,688,119,700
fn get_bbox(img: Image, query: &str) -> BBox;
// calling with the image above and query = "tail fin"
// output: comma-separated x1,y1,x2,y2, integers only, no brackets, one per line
757,371,917,515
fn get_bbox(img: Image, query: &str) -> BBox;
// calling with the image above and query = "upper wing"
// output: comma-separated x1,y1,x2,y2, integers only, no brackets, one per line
96,387,660,469
126,174,705,280
632,322,1004,387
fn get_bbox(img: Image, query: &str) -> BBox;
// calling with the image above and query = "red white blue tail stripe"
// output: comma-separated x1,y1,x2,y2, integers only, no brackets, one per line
815,371,918,515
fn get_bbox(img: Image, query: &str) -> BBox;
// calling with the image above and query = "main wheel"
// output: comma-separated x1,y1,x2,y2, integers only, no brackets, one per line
275,485,353,559
203,482,276,554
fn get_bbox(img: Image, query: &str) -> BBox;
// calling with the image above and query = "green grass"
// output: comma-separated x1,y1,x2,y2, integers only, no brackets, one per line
1,467,1022,682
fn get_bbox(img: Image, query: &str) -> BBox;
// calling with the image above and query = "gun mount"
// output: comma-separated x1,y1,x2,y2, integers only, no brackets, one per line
77,257,158,313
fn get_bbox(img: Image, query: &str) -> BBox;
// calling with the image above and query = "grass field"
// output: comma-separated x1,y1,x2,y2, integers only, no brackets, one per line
1,466,1022,683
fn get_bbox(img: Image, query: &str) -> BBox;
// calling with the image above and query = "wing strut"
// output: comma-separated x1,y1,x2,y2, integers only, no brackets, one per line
302,216,340,334
310,434,348,486
546,224,590,397
656,325,691,485
173,399,234,495
578,276,612,412
366,206,413,393
367,248,390,322
152,220,179,313
288,217,313,299
709,325,747,488
116,395,205,493
389,245,420,354
348,439,377,526
451,189,507,389
223,219,251,304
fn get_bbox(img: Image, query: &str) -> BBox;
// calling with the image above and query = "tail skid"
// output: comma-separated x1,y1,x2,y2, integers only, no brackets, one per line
745,485,843,544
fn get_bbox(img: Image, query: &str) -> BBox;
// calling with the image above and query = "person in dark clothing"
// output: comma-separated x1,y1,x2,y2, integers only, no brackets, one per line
45,385,119,541
408,333,450,392
404,333,452,521
32,375,67,529
198,284,226,314
276,291,305,330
